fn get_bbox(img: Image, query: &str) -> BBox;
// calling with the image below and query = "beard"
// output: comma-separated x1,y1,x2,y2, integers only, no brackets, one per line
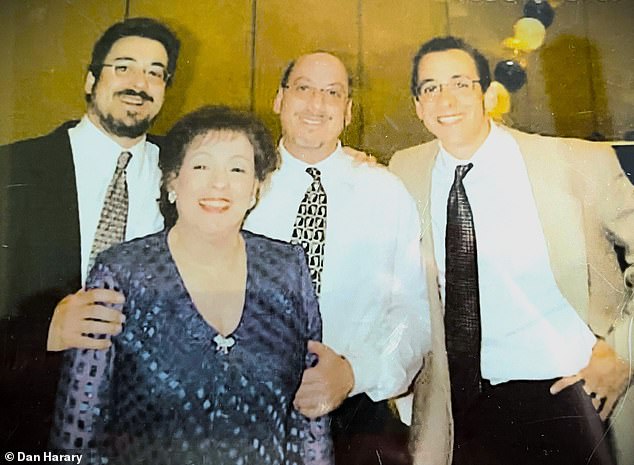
94,106,155,139
89,87,158,139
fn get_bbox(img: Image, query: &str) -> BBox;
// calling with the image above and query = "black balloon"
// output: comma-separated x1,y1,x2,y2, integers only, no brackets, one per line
494,60,527,92
523,0,555,28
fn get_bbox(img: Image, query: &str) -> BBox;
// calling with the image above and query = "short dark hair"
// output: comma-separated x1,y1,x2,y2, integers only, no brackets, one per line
411,36,491,97
159,106,279,227
280,60,296,89
88,17,180,86
279,53,354,98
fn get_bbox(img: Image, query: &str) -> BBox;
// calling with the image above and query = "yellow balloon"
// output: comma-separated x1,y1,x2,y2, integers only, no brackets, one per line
487,81,511,120
513,17,546,51
502,37,523,51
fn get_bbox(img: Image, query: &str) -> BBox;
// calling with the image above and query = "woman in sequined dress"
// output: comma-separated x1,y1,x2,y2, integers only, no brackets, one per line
50,106,332,465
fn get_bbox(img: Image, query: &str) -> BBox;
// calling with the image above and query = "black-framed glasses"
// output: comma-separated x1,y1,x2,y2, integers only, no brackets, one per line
101,60,169,84
416,77,481,100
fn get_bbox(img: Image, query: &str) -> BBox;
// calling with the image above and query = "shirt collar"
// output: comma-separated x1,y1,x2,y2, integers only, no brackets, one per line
278,139,346,177
437,121,502,172
74,115,148,161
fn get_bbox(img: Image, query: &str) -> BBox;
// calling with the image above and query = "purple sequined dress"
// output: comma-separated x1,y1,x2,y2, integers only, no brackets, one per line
50,230,332,465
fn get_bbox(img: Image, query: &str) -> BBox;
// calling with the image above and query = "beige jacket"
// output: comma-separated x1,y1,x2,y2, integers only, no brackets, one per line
389,126,634,465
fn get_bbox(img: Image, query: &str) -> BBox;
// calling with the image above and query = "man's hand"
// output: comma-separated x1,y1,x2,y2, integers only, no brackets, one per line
550,339,630,421
293,340,355,418
47,289,125,351
342,146,378,166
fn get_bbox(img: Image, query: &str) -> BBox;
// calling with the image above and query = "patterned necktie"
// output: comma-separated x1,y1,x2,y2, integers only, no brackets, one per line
291,167,327,296
444,163,482,415
88,151,132,271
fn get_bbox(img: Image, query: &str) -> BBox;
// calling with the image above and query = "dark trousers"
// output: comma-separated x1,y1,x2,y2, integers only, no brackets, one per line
452,379,616,465
331,394,411,465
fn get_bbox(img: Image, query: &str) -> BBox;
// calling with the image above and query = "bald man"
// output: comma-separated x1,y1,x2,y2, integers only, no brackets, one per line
244,52,430,464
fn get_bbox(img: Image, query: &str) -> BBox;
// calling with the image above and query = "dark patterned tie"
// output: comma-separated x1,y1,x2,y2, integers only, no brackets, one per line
444,163,482,415
291,167,327,296
88,151,132,271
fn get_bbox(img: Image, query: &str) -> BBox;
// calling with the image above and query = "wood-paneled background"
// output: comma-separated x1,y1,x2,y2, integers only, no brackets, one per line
2,0,633,160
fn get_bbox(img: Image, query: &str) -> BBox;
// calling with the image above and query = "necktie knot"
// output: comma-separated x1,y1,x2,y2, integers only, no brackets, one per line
306,167,321,181
455,163,473,182
117,151,132,171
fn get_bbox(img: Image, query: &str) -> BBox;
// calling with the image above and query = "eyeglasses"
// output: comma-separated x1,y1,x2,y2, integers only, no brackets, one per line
416,77,481,100
283,83,348,103
101,60,170,84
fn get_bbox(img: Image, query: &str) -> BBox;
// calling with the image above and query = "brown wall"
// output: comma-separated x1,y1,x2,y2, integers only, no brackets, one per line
1,0,632,158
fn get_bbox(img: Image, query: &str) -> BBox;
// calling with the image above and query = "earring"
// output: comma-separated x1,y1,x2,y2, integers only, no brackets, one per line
168,191,177,204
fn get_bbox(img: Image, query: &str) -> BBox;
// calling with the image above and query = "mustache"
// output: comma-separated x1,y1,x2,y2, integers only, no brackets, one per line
115,89,154,103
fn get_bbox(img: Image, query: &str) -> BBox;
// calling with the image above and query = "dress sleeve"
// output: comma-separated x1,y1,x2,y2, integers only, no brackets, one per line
49,260,123,461
291,246,334,465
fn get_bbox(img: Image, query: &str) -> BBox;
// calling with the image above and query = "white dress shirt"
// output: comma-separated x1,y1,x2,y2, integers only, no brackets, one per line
69,116,163,283
245,141,430,400
430,123,596,384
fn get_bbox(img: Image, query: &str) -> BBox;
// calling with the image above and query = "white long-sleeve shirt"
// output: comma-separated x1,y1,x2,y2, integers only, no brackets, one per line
69,116,163,283
245,141,430,400
430,123,596,384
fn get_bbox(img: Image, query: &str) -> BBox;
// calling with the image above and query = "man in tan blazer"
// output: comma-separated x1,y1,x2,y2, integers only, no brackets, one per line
389,36,633,465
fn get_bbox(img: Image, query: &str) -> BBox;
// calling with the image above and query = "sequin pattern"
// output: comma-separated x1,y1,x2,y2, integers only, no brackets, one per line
50,230,333,465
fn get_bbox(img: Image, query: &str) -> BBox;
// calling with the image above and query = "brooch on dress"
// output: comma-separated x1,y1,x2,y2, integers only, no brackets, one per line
213,334,235,354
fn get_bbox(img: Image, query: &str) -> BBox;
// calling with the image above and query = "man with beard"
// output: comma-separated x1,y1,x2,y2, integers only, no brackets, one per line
0,17,180,450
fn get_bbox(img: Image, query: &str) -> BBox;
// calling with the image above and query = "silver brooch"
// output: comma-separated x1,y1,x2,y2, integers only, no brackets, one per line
213,334,235,354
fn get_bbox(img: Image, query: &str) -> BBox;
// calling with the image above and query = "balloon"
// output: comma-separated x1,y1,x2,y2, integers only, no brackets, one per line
487,81,511,120
513,17,546,51
494,60,527,92
502,37,523,51
524,0,556,28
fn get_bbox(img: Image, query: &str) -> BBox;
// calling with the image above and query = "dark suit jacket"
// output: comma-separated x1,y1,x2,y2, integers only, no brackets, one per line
1,121,82,450
0,121,162,450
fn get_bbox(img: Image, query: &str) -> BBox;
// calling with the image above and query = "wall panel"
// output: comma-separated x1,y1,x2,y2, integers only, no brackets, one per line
1,1,632,145
540,3,599,138
0,0,125,143
360,0,448,161
252,0,360,146
128,0,254,135
585,0,634,139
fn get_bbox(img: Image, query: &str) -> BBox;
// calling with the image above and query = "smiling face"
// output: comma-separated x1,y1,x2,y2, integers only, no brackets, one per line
414,49,491,159
169,131,258,239
273,53,352,164
85,35,168,146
